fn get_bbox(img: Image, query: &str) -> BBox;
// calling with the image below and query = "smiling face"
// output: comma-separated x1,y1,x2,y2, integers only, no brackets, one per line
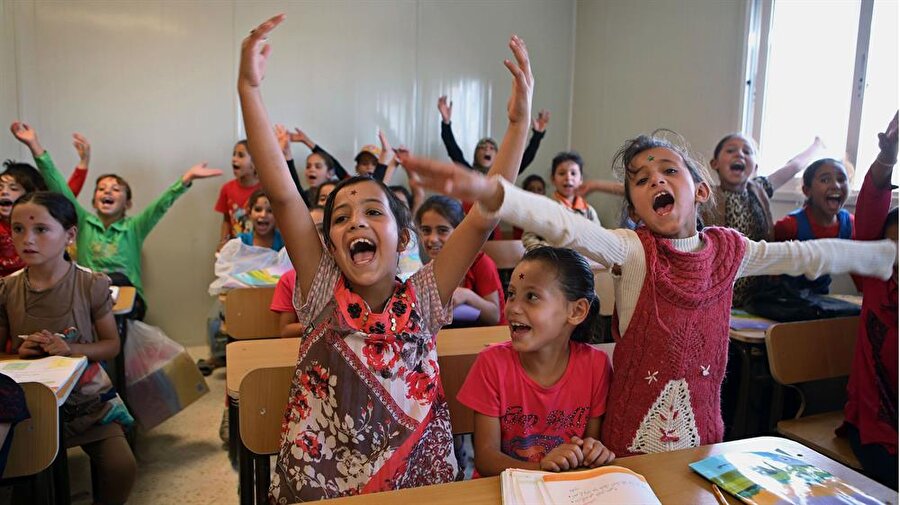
552,160,583,199
505,260,584,354
326,180,405,290
249,195,275,237
626,147,709,239
710,135,757,191
306,153,333,187
11,202,75,268
474,141,497,168
232,143,256,181
418,210,454,259
92,176,131,220
803,161,849,219
0,175,27,219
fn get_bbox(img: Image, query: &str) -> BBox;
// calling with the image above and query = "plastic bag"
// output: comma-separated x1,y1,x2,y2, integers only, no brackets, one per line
208,239,292,295
124,320,209,430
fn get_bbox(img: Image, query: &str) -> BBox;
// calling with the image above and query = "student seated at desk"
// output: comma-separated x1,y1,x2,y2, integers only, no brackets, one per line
0,192,135,505
237,189,284,251
416,195,505,326
457,248,614,476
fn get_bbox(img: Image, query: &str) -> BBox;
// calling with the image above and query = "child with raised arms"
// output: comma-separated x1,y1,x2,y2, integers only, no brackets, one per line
0,192,136,504
458,246,614,475
840,112,898,488
238,14,533,500
10,122,222,318
406,131,896,457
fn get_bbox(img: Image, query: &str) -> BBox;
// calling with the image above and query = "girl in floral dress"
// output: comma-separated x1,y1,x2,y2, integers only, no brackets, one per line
237,15,534,501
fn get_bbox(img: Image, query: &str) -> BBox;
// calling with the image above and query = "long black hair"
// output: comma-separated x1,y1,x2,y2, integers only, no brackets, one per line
520,246,601,343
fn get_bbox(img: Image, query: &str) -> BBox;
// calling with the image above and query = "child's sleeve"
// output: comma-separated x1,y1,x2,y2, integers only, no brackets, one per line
33,152,89,221
214,183,229,214
293,255,341,329
270,271,295,313
589,349,613,419
456,349,503,417
68,166,88,197
854,170,893,241
773,214,798,242
737,237,896,281
521,231,548,252
90,273,114,320
471,256,502,298
130,179,190,241
518,128,545,174
488,178,630,267
409,262,452,335
440,121,472,169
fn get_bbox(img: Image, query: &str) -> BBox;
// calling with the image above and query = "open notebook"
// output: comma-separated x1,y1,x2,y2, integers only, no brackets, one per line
501,466,661,505
690,450,881,505
0,355,88,396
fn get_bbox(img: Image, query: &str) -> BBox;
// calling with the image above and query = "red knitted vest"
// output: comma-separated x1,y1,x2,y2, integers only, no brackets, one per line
601,226,746,456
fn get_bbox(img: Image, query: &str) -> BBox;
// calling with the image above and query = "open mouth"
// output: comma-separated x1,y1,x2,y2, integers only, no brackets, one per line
100,197,115,206
349,238,377,265
0,199,13,208
509,322,531,340
729,161,746,173
825,193,845,209
652,191,675,216
232,164,241,171
255,219,272,231
483,154,493,162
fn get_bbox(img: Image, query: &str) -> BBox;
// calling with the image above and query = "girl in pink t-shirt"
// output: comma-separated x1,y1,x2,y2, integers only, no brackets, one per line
458,247,614,476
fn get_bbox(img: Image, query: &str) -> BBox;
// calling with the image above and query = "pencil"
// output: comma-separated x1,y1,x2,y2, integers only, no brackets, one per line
711,483,729,505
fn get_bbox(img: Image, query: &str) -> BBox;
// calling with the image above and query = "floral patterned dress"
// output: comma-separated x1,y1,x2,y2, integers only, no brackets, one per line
269,255,458,503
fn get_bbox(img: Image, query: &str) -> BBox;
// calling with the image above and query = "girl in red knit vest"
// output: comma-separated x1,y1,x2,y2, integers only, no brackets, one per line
406,133,897,457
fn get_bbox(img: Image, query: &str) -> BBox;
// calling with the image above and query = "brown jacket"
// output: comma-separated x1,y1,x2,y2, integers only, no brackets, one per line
700,178,775,241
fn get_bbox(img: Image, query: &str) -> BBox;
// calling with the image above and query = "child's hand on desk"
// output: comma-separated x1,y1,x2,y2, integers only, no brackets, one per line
576,436,615,468
182,162,224,186
539,439,584,472
17,330,57,357
40,332,72,357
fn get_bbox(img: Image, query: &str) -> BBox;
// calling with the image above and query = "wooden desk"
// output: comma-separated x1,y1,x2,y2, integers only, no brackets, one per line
111,286,137,316
314,437,897,504
0,354,88,504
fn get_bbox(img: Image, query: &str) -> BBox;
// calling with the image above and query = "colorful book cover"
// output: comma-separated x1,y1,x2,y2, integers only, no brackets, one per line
690,451,880,504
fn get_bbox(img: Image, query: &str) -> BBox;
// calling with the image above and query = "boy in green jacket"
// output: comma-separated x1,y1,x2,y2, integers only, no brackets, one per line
11,121,222,317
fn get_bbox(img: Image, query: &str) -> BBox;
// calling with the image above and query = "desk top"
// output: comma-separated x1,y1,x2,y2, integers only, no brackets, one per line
0,354,86,406
112,286,137,315
315,436,896,504
225,325,512,398
729,294,863,343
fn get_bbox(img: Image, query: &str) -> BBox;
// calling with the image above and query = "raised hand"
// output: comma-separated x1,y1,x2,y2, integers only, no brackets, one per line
877,111,899,165
182,162,224,186
437,95,453,123
288,127,314,149
398,150,495,205
503,35,534,126
377,129,396,165
10,122,44,155
238,14,286,90
73,133,91,168
275,124,291,157
532,109,550,132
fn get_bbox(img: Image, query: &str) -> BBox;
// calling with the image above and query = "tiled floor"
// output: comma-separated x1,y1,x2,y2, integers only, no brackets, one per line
66,345,239,505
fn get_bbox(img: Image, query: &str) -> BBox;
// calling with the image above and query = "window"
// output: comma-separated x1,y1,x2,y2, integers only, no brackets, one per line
744,0,898,190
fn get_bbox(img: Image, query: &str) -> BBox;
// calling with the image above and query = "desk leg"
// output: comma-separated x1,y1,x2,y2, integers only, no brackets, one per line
254,454,270,505
731,341,752,440
239,440,255,505
229,398,239,469
51,414,70,505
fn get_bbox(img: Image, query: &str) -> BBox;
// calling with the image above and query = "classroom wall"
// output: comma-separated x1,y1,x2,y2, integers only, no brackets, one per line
0,0,576,345
570,0,748,227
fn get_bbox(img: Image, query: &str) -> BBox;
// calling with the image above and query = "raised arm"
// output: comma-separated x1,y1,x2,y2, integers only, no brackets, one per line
376,129,398,183
856,112,897,241
767,136,827,191
132,163,223,240
409,35,533,305
738,237,896,281
288,126,350,180
578,179,626,197
438,96,472,168
69,133,90,196
518,109,549,173
238,14,323,295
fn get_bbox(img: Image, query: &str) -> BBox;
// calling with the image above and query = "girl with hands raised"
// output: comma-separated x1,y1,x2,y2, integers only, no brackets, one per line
239,15,531,499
